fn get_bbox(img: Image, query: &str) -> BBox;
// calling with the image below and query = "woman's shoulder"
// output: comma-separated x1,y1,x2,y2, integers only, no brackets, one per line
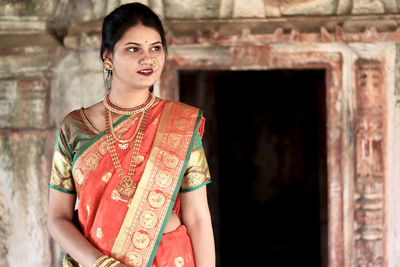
162,100,205,135
82,101,103,121
59,108,83,129
58,101,103,135
163,100,202,113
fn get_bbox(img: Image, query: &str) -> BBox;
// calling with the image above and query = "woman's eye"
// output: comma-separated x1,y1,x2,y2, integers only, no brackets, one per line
151,46,162,51
128,47,138,52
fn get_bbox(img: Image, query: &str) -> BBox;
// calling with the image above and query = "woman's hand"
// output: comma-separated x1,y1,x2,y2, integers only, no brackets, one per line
181,186,215,267
47,189,104,267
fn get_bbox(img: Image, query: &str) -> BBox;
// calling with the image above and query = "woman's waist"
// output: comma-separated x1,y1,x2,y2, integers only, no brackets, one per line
163,211,181,234
77,202,182,238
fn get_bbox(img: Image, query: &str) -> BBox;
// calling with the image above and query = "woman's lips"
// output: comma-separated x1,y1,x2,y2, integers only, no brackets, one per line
137,69,154,76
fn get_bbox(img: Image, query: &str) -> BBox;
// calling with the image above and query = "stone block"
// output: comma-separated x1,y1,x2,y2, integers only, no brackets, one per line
91,0,107,20
280,0,337,15
0,16,46,34
148,0,164,19
63,36,79,50
121,0,148,5
0,34,61,78
169,46,231,67
78,51,103,72
364,210,383,227
0,77,50,129
0,34,59,52
63,20,102,50
64,32,102,50
0,0,55,17
233,0,266,18
362,199,383,210
164,0,219,19
0,131,53,266
50,51,105,125
0,53,51,78
51,0,109,27
219,0,234,18
106,0,121,14
359,228,384,240
264,0,281,17
396,44,400,99
352,0,384,14
381,0,398,12
336,0,352,14
0,199,10,267
355,177,383,197
231,46,271,66
343,20,398,33
355,136,383,174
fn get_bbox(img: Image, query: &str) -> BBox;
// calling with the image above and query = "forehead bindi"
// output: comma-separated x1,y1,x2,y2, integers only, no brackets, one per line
119,24,161,46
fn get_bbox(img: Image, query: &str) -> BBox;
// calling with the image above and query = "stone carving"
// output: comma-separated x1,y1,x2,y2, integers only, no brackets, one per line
280,0,338,15
162,0,400,18
354,60,385,265
163,0,219,19
352,0,385,14
395,44,400,108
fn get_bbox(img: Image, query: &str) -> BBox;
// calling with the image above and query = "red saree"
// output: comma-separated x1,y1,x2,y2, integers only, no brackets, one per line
49,99,211,267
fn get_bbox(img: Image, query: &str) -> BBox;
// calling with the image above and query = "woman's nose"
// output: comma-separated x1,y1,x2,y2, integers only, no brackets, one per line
139,51,152,65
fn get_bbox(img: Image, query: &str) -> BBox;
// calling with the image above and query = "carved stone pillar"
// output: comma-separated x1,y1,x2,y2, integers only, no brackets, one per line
354,60,385,266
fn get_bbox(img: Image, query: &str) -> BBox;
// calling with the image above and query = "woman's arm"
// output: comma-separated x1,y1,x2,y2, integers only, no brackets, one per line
181,186,215,267
47,189,126,267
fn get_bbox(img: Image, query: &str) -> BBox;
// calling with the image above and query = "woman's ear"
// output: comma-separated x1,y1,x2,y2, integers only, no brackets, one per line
102,50,112,62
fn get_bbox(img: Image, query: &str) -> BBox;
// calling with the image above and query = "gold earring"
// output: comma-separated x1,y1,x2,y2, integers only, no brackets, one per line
151,58,159,72
104,59,113,71
103,59,113,81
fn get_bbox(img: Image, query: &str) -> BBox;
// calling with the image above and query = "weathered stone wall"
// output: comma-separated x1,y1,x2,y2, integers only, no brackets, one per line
1,0,400,266
0,1,62,266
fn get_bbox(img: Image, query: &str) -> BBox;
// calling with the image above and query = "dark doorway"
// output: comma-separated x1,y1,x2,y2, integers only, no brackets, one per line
179,70,328,267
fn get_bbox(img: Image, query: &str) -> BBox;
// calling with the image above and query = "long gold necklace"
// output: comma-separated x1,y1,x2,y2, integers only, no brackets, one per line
108,110,144,149
104,94,154,149
104,106,151,201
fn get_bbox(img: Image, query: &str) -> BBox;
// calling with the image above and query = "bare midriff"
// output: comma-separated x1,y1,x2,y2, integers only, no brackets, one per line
163,211,181,233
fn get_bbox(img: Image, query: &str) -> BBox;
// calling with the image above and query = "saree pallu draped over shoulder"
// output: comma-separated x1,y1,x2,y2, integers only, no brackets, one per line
50,100,204,267
111,102,202,266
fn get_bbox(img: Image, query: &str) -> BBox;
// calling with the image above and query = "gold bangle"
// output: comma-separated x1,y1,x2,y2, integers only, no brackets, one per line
93,255,109,267
94,255,121,267
109,260,121,267
102,258,117,267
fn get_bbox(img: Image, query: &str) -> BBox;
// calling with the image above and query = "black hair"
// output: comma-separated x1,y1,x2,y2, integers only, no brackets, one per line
100,2,167,60
100,3,167,92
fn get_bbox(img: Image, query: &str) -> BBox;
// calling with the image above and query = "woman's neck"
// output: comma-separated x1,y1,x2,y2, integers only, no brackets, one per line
108,87,150,108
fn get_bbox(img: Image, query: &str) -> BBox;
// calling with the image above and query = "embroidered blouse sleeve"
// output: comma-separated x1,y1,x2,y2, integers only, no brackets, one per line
49,118,76,194
181,117,212,192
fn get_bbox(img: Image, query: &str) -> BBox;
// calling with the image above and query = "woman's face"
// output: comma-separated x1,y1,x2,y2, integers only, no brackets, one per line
107,24,166,91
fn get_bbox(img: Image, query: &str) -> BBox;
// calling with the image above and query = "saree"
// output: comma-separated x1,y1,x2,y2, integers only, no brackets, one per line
49,99,211,267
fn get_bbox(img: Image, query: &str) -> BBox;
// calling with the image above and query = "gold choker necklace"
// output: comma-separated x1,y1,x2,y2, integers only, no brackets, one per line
103,93,155,115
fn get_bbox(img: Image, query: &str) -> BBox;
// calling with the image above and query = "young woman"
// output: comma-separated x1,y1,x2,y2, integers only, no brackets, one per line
47,3,215,267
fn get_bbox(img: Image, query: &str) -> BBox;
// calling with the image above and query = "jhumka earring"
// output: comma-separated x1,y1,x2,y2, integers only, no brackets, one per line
103,59,113,81
151,58,159,72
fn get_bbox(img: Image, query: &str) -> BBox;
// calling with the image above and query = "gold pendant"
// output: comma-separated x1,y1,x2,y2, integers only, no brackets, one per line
135,155,144,165
118,142,129,149
117,175,137,200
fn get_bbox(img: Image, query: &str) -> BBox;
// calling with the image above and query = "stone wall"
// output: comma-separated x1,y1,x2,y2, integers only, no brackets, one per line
1,0,400,266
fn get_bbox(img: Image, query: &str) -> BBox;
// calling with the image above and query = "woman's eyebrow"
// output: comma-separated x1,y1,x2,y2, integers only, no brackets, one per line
123,41,162,46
